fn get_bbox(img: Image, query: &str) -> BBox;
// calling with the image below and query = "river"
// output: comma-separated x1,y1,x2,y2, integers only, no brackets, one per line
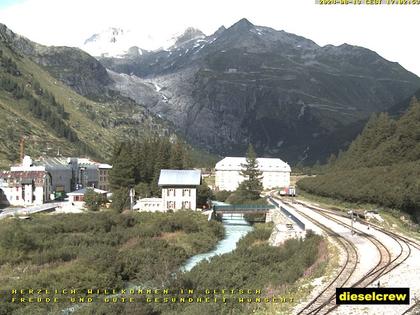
61,212,253,314
181,213,254,272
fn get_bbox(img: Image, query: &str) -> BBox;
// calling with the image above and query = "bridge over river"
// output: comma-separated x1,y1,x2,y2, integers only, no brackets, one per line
212,204,275,214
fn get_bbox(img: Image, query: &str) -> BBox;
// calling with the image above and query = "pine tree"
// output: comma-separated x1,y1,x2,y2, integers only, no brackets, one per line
84,188,105,211
197,181,213,209
109,142,136,190
170,140,185,169
238,144,263,200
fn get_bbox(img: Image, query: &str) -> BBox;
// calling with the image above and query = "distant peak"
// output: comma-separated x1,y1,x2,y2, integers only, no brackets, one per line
230,18,254,30
174,27,205,46
214,26,226,36
181,27,205,37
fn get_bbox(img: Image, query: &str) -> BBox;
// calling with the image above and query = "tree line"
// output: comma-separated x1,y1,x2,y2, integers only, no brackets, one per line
109,138,193,212
299,98,420,222
0,49,21,76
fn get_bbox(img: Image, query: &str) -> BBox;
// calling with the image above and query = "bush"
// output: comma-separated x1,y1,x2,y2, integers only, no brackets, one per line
84,188,107,211
214,190,230,202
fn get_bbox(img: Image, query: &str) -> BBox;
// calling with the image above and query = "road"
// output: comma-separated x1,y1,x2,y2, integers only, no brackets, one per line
0,202,65,219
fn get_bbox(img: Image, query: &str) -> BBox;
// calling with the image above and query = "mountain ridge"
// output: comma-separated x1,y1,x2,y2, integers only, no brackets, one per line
0,23,112,99
99,18,420,164
0,23,174,168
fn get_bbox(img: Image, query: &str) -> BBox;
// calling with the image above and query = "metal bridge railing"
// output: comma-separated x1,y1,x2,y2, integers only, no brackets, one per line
268,197,305,230
213,204,275,212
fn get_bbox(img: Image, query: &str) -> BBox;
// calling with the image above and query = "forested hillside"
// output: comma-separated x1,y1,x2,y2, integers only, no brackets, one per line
0,25,171,168
298,97,420,221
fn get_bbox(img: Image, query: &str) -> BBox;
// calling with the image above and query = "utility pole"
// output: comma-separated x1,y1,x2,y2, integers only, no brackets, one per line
19,137,25,163
130,187,135,211
350,210,354,235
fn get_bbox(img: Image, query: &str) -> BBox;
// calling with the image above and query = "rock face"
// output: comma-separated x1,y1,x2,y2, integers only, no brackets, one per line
100,18,420,163
0,23,112,98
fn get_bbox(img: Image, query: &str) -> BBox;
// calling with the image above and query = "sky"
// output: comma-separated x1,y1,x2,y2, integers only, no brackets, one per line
0,0,419,75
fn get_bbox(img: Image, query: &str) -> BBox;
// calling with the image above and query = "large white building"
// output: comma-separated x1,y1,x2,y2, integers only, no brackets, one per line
0,155,112,207
0,156,52,206
215,157,291,191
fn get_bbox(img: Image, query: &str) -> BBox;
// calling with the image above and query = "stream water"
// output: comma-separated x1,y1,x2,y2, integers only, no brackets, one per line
181,213,254,272
61,212,253,314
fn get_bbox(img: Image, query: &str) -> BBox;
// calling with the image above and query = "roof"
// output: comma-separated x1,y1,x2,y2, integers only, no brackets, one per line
36,157,69,167
0,170,48,187
35,157,112,169
215,157,291,172
67,188,108,195
137,198,163,202
97,163,112,169
0,170,48,179
158,169,201,186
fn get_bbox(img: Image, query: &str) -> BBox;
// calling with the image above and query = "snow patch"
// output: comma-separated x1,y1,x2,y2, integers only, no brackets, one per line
298,104,306,119
152,82,162,92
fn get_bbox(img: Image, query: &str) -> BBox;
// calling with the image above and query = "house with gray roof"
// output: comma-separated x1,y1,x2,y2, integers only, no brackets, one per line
158,169,201,211
134,169,202,212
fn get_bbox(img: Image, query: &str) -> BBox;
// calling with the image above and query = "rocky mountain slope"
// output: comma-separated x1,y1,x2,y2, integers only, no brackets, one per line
99,18,420,164
0,23,112,99
0,23,171,168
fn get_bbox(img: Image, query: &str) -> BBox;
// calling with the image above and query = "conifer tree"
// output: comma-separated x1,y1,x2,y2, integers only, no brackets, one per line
238,144,263,200
170,140,185,169
109,143,135,190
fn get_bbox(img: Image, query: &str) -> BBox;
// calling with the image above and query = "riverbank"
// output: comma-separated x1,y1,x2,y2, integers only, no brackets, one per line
0,210,224,315
151,224,327,315
182,213,254,272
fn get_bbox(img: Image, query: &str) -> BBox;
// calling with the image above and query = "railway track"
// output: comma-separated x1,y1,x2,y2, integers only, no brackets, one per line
295,200,416,278
270,195,418,315
268,196,360,315
293,200,420,315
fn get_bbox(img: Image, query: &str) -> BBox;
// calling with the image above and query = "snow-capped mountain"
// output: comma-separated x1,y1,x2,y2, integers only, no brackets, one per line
100,18,420,164
82,27,145,57
81,26,206,58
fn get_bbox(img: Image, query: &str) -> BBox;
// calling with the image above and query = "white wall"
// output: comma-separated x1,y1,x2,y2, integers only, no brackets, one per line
216,170,290,191
136,199,163,212
0,177,50,206
161,187,197,211
215,157,291,191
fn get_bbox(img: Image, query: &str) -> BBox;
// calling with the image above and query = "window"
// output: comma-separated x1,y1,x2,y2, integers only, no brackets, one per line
167,188,176,197
182,189,191,197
